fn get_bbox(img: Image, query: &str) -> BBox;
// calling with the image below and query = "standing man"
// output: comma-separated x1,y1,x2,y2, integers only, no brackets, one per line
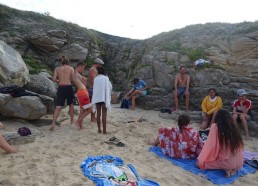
174,65,190,112
49,56,75,131
73,62,92,129
232,89,252,140
88,58,104,122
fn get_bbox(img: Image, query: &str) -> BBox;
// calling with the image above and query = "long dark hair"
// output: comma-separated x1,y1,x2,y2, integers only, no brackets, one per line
178,113,190,132
215,109,243,153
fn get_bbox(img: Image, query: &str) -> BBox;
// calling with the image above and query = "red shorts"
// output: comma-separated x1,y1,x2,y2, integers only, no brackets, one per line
76,89,91,109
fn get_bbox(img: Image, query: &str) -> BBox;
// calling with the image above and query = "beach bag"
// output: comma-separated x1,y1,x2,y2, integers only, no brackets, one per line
120,99,130,109
18,127,32,136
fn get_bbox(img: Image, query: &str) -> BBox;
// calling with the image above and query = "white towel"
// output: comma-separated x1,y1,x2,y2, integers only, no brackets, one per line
91,75,112,112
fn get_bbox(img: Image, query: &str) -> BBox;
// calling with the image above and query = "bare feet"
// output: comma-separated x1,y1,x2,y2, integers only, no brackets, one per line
91,118,96,123
74,122,81,130
225,169,237,177
103,131,107,134
98,129,102,134
49,124,55,131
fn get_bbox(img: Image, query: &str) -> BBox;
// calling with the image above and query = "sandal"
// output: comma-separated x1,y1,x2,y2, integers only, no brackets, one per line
245,160,258,169
116,142,125,147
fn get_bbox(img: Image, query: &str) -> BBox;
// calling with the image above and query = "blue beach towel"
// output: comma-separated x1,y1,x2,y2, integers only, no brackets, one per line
81,155,159,186
149,146,256,185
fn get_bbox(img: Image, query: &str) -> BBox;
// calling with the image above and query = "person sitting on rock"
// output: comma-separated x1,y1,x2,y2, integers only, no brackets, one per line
124,77,148,110
0,122,17,154
232,89,252,140
200,88,223,130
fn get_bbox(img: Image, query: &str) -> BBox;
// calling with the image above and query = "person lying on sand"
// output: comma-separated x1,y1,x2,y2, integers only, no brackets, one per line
0,122,17,154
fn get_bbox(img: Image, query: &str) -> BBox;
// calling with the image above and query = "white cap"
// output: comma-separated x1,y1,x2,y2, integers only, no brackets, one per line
94,58,104,65
237,89,247,96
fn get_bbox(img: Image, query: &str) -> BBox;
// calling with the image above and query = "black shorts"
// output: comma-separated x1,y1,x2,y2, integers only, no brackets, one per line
56,85,74,106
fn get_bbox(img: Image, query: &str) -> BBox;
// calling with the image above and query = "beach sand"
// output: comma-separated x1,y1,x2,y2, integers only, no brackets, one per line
0,104,258,186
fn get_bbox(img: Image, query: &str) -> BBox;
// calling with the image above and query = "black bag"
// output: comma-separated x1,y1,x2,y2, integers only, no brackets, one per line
18,127,32,136
120,98,130,109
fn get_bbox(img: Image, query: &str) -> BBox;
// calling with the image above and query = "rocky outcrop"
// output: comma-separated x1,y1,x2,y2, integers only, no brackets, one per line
27,31,67,53
0,94,47,120
0,40,29,86
24,74,57,98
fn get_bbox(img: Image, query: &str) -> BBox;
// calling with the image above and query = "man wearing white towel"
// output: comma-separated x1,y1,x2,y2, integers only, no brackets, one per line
91,67,112,134
88,58,104,122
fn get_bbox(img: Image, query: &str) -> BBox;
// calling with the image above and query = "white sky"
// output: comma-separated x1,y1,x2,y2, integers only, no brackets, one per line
0,0,258,39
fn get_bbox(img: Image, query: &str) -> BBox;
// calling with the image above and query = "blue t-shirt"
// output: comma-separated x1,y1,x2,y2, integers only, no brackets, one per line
133,80,147,90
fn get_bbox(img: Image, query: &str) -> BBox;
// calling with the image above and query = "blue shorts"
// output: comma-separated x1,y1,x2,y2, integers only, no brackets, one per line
141,90,147,96
177,87,189,97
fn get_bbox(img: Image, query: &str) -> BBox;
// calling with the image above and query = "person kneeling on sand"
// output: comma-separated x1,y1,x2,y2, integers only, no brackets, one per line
197,109,244,177
149,114,204,159
0,122,17,154
73,62,92,129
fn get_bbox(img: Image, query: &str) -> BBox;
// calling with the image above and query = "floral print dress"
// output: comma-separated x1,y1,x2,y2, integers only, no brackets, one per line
158,125,204,159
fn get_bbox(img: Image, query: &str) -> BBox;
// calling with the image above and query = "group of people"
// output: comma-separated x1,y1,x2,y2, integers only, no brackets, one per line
149,110,244,177
49,56,112,134
174,65,252,140
147,65,253,177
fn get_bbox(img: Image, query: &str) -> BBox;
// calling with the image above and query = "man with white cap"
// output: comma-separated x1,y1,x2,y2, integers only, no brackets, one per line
232,89,252,140
88,58,104,122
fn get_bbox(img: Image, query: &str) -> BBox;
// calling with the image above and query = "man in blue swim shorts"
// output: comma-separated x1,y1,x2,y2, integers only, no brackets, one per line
174,66,190,112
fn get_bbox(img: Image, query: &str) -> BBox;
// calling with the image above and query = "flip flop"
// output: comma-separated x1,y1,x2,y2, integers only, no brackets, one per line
245,160,258,169
116,142,125,147
109,137,119,142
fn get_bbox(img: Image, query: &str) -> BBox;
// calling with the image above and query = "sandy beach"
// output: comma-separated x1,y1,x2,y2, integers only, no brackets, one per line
0,104,258,186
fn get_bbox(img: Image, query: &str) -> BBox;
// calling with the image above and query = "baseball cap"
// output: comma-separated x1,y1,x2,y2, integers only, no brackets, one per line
94,58,104,65
237,89,247,96
133,77,139,84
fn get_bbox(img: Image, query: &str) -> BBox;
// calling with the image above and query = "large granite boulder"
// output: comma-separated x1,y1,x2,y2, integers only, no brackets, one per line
24,74,57,98
0,94,47,120
0,40,29,86
27,31,67,52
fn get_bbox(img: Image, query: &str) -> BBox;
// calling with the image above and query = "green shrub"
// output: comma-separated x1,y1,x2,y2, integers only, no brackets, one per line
22,55,48,74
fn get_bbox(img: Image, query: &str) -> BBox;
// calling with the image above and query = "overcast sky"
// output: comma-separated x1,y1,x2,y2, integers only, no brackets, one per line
0,0,258,39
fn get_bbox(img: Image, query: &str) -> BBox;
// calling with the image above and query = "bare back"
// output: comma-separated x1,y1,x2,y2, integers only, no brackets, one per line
53,65,74,85
73,72,86,90
88,65,98,88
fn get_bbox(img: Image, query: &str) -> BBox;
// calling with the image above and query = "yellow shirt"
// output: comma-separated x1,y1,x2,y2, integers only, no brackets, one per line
201,96,223,115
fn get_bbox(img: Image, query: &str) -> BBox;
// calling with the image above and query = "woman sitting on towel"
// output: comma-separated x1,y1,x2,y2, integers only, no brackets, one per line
149,114,204,159
197,109,244,177
0,122,17,154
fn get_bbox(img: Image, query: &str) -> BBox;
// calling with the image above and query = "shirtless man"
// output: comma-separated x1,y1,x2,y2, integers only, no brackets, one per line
73,62,92,129
88,58,104,122
174,66,190,112
49,56,75,131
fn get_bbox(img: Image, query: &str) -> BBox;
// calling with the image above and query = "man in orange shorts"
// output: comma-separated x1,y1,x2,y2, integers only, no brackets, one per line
73,62,92,129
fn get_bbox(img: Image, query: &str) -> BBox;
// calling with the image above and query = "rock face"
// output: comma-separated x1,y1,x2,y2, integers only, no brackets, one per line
24,74,57,98
0,94,47,120
0,40,29,86
1,4,258,123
